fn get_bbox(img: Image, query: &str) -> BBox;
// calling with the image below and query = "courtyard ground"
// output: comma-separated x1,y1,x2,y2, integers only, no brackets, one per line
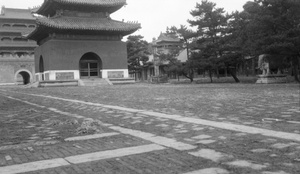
0,83,299,174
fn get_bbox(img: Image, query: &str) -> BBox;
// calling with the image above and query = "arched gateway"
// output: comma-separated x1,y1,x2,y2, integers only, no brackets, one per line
79,53,102,78
15,69,32,85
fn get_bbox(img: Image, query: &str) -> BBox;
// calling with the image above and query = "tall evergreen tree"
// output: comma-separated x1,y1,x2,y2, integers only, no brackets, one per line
216,11,251,82
126,35,150,79
242,0,300,82
166,25,198,82
188,0,233,82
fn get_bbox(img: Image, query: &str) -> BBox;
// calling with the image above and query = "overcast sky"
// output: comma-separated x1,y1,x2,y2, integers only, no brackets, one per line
0,0,249,42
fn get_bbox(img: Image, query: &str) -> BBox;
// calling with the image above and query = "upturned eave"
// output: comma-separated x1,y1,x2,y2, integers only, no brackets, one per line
35,0,127,16
26,17,141,43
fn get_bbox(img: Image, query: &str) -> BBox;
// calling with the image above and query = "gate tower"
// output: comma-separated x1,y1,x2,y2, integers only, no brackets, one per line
27,0,140,81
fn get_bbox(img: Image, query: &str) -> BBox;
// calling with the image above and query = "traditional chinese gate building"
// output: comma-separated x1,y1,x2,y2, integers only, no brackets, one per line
0,7,37,85
152,32,184,76
28,0,140,83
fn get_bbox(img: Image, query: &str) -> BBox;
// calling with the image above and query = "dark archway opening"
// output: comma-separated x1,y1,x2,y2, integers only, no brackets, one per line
39,56,44,80
79,53,102,78
17,71,30,85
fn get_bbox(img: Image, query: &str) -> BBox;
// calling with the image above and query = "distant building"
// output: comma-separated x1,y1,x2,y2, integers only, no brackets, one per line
137,32,187,81
0,7,37,85
27,0,141,82
152,32,186,75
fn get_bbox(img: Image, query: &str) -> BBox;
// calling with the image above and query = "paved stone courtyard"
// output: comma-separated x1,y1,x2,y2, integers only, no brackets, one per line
0,84,299,174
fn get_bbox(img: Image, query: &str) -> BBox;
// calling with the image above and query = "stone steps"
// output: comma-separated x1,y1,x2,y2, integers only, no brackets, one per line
38,80,79,87
108,78,135,85
28,78,135,87
78,79,110,86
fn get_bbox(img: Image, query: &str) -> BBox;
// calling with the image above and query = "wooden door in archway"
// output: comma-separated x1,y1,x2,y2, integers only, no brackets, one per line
39,56,44,80
79,53,102,78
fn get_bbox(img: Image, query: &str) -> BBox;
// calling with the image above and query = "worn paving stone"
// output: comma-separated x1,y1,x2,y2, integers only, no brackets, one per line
270,154,278,157
196,140,216,144
189,149,233,162
262,171,290,174
191,135,212,140
184,138,194,142
0,158,70,174
65,132,120,141
251,149,271,153
192,127,205,131
235,133,248,136
218,136,227,140
177,130,189,133
226,160,269,170
271,143,297,149
261,139,278,143
183,167,229,174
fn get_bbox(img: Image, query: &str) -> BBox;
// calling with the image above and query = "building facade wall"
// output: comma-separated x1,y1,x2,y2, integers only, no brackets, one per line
35,38,129,81
0,56,35,84
0,7,37,85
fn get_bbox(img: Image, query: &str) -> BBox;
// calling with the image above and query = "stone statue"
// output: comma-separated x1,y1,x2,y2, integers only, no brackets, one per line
258,54,270,75
256,54,288,83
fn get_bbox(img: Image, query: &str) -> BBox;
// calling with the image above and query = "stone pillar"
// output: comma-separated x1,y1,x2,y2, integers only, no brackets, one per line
154,56,160,76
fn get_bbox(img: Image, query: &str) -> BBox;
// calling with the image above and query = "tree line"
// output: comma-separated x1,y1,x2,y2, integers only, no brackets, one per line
127,0,300,83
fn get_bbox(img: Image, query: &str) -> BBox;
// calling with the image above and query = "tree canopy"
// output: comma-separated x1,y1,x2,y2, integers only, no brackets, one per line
188,0,300,82
187,0,243,82
127,0,300,83
126,35,150,74
240,0,300,81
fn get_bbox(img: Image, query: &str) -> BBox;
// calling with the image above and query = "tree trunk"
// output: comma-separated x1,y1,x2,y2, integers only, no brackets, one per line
190,69,194,83
141,69,145,81
228,67,240,83
134,70,137,81
208,69,213,83
182,74,193,82
216,66,220,79
182,69,194,83
252,58,256,76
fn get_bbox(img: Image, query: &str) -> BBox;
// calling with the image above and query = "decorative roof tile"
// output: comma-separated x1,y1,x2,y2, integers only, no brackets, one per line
35,0,127,16
156,33,181,43
27,16,141,41
36,16,140,32
57,0,126,6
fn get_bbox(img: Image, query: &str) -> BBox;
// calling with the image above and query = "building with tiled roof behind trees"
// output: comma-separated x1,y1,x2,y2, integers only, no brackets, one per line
28,0,140,84
136,32,187,81
0,7,37,85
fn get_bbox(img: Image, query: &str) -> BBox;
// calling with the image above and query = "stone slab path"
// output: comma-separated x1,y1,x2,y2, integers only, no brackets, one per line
0,89,299,174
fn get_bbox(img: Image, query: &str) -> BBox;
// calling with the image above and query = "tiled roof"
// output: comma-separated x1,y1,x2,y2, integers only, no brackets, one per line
35,0,126,16
27,16,140,41
37,16,140,32
152,33,181,46
0,7,35,20
56,0,126,6
156,33,181,43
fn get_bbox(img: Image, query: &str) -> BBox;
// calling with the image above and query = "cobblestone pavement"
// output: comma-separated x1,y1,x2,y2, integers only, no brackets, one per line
0,85,300,174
